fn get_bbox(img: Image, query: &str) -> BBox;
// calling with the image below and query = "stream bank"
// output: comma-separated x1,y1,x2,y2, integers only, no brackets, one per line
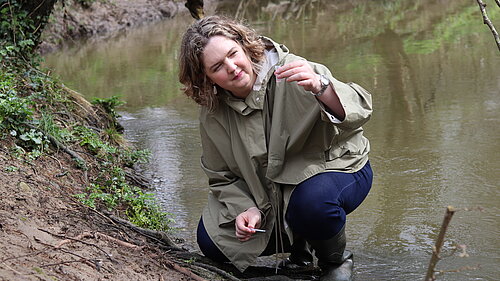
1,1,320,280
39,0,187,54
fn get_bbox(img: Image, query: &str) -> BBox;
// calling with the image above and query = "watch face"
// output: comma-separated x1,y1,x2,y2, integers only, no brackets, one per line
321,76,329,87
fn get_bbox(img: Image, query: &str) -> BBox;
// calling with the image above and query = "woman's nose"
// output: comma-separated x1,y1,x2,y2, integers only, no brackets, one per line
226,59,237,73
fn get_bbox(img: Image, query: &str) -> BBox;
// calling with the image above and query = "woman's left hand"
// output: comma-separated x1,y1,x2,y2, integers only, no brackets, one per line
275,60,321,93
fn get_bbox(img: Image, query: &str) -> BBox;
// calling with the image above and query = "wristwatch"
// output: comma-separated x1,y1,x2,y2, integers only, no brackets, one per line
312,74,329,97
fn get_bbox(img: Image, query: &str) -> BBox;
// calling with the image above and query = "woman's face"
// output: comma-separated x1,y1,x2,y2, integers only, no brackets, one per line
202,35,256,98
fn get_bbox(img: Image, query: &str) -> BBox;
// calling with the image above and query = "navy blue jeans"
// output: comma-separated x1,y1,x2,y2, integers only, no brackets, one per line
197,161,373,261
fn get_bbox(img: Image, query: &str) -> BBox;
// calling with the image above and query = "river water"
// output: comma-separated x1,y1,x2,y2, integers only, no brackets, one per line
43,0,499,280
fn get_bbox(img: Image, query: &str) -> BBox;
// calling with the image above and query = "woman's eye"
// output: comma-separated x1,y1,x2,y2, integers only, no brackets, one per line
229,51,237,57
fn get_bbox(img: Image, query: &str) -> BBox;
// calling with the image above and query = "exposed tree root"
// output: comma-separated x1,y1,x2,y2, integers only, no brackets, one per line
108,214,181,250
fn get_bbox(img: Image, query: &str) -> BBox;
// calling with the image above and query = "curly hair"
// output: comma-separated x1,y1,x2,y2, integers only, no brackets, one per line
178,15,265,111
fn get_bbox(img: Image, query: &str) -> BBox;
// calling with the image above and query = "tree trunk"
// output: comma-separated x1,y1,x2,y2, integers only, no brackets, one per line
3,0,59,52
20,0,58,46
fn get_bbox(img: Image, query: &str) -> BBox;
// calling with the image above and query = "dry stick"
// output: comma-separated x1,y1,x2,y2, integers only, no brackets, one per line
476,0,500,51
424,206,456,281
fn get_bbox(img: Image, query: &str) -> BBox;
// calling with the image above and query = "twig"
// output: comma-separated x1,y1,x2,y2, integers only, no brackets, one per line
48,154,63,170
476,0,500,51
424,206,456,281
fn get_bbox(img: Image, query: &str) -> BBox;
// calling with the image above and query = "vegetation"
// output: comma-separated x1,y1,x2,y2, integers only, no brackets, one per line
1,0,173,231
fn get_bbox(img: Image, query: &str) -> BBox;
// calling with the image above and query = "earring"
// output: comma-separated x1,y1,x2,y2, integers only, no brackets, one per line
212,84,218,95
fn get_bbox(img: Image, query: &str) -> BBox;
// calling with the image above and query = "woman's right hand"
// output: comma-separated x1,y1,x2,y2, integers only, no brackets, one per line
235,207,261,242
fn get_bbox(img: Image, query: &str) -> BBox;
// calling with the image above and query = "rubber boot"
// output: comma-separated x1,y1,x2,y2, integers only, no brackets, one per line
279,236,313,270
308,226,353,281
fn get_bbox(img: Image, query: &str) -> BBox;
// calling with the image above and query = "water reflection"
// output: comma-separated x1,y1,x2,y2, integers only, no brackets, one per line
118,99,206,248
43,0,500,279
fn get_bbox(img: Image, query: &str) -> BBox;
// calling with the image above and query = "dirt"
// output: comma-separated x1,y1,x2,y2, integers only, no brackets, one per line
0,138,195,280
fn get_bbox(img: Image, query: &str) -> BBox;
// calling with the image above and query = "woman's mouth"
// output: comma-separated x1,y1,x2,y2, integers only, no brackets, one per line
233,71,243,81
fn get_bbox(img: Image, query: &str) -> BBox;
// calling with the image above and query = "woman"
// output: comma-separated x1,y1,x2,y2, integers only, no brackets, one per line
178,15,373,281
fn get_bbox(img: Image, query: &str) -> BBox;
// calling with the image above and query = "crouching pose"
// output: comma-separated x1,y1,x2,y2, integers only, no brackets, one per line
178,15,373,281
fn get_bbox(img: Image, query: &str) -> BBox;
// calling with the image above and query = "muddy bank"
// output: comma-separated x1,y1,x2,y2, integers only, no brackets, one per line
39,0,187,54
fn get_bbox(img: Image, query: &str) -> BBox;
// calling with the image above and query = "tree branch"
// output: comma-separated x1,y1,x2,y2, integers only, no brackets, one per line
424,206,456,281
476,0,500,51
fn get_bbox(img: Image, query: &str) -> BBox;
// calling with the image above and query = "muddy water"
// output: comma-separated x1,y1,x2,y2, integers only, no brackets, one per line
43,0,499,280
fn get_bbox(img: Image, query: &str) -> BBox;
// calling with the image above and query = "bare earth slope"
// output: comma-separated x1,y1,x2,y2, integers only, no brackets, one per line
0,140,195,280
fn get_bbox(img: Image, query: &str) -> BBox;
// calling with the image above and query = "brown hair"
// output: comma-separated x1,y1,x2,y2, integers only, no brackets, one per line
178,15,265,110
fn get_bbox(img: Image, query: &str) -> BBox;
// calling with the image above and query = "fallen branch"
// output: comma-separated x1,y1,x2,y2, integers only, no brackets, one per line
476,0,500,51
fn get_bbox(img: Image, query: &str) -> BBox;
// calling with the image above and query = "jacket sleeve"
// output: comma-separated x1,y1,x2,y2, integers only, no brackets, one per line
311,62,373,130
200,121,257,226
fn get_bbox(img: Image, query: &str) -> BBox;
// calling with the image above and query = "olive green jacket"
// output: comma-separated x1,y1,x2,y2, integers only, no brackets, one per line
199,37,372,272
